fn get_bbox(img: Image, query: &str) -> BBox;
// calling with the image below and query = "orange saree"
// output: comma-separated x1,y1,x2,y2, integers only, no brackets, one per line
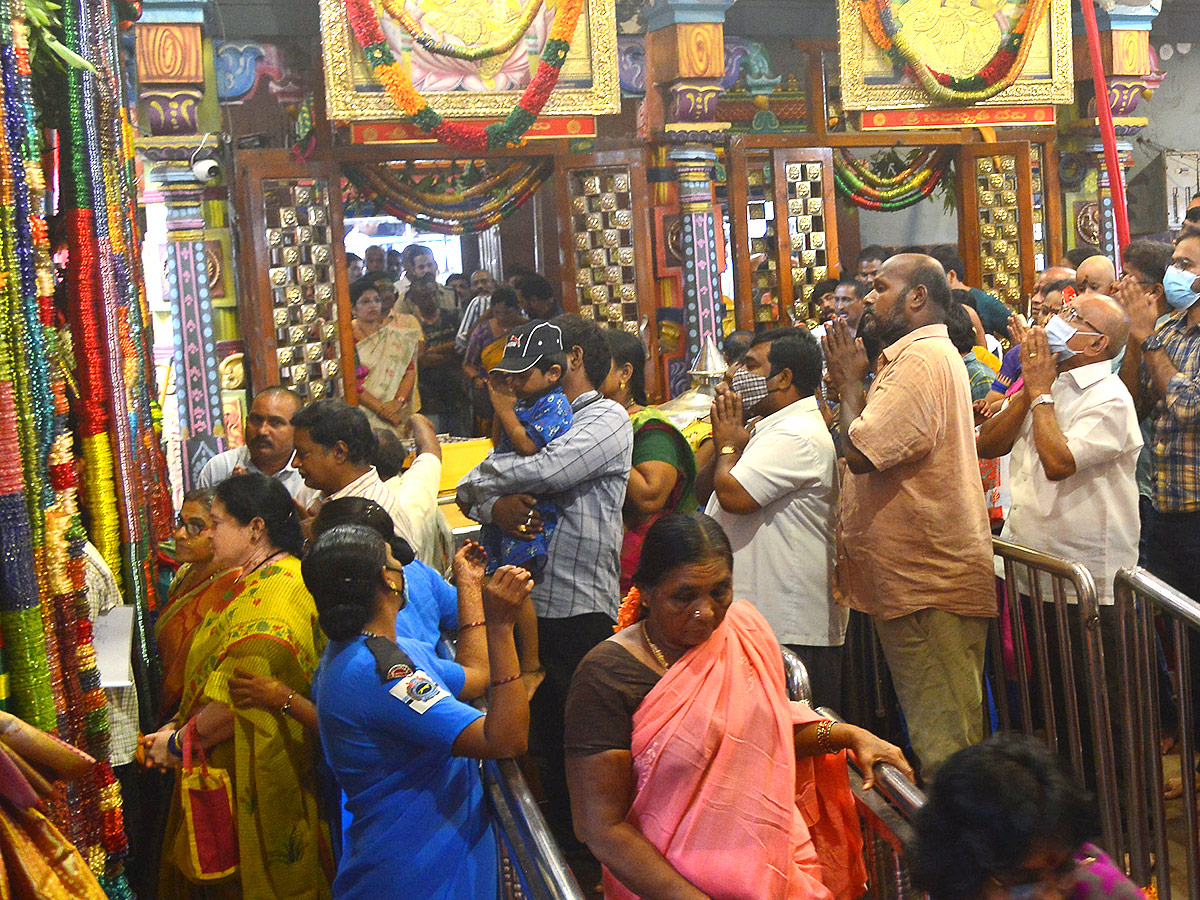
155,565,239,721
607,601,866,900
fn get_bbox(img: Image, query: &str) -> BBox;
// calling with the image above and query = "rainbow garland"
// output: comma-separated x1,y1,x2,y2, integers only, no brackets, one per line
859,0,1052,104
343,0,584,151
833,148,954,211
343,158,553,233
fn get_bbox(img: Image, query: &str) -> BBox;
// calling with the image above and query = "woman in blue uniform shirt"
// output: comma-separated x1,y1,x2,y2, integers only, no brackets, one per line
305,524,532,900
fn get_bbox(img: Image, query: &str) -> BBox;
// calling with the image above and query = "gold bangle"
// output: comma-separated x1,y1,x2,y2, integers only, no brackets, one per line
816,719,836,755
280,690,297,716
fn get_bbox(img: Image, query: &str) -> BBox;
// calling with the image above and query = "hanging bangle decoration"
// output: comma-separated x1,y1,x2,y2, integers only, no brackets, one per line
833,148,954,211
343,0,585,151
859,0,1053,104
383,0,545,62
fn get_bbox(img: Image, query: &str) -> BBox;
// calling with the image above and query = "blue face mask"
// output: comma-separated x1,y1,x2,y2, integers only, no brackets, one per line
1043,314,1099,362
1164,265,1200,310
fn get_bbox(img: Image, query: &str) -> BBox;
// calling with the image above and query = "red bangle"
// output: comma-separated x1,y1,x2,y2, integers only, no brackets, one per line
490,672,522,687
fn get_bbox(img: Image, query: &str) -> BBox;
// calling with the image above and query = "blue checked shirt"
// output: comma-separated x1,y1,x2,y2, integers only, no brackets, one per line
457,391,633,619
1143,312,1200,512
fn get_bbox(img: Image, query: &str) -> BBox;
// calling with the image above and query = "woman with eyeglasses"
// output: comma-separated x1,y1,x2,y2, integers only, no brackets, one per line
142,473,333,900
155,487,241,722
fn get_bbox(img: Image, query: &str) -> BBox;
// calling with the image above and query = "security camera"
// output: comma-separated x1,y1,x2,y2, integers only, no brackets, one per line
192,158,220,183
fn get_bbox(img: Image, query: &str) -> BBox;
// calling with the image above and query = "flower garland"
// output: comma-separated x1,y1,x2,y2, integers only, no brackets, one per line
383,0,544,62
614,586,642,632
343,158,553,234
859,0,1052,104
344,0,584,151
833,147,953,211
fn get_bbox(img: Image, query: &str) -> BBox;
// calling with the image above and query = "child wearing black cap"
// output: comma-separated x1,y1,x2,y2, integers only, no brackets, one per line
480,320,574,581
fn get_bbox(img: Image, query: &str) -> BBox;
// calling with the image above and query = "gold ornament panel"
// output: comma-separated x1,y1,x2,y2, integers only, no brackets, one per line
321,0,619,121
837,0,1073,110
567,167,640,329
974,155,1024,306
262,178,344,401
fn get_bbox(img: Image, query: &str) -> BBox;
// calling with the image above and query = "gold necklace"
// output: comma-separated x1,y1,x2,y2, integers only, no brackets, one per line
642,622,671,670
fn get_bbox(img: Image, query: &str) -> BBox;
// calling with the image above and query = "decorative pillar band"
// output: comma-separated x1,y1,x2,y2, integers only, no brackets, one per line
669,144,722,361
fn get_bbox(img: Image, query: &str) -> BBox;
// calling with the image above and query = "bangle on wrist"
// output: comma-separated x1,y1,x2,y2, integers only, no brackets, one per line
167,728,184,758
815,719,836,755
490,672,522,688
280,690,297,716
458,620,486,631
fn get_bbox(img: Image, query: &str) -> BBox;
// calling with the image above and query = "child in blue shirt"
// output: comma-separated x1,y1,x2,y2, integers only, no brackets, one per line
482,320,573,579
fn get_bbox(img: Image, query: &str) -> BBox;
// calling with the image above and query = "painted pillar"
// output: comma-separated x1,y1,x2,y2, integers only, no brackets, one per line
644,0,734,363
1067,1,1162,258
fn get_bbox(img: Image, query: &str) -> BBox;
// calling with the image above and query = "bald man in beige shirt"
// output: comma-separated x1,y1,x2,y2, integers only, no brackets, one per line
825,254,995,777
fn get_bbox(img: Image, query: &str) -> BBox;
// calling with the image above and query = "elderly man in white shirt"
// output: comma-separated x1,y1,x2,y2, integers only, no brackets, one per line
977,292,1141,744
702,327,846,708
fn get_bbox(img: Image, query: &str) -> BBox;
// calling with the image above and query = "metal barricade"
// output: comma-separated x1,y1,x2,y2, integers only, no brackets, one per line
483,758,587,900
1114,566,1200,900
784,650,928,900
990,538,1120,857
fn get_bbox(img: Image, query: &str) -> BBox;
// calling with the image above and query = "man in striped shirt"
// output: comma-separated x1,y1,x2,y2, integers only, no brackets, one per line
457,313,632,848
454,269,498,353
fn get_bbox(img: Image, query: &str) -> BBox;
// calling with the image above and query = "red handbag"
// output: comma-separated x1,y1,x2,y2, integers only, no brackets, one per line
177,720,238,881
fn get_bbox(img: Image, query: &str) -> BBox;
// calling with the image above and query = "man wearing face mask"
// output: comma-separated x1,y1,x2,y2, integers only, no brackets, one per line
702,329,846,708
823,254,995,778
976,294,1140,652
1119,226,1200,794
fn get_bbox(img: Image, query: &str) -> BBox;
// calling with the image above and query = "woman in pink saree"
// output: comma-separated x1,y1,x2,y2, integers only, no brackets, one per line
565,513,912,900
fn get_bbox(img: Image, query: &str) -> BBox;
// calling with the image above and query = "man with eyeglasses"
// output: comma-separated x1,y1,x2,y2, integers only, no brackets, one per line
197,386,318,509
977,293,1140,749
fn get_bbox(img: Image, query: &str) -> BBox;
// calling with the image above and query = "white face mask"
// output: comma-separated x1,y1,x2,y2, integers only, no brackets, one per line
1043,314,1100,362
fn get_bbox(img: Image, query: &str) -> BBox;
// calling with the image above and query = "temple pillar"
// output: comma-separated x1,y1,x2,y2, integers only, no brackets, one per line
644,0,734,364
1066,1,1163,258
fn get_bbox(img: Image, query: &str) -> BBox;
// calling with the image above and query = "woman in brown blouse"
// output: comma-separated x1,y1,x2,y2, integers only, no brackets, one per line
564,513,911,900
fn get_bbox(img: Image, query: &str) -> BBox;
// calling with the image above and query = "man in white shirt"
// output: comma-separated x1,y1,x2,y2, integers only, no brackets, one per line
976,293,1140,747
290,399,442,563
197,387,318,509
702,328,846,707
978,292,1140,603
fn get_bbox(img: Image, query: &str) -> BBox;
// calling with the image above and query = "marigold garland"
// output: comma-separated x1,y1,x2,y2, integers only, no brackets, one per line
859,0,1052,104
614,586,642,632
344,0,584,151
383,0,545,62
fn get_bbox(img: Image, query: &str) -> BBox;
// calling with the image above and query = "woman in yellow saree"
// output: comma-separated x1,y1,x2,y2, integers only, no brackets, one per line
143,474,332,900
352,278,422,435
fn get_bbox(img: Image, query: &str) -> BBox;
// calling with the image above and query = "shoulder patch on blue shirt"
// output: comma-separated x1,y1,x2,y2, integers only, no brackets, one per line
364,635,416,682
388,670,450,714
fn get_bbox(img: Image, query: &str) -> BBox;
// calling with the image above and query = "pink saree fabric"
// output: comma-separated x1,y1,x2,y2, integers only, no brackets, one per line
605,601,866,900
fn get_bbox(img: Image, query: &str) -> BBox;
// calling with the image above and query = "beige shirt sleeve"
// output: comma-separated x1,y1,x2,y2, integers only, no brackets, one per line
848,353,946,472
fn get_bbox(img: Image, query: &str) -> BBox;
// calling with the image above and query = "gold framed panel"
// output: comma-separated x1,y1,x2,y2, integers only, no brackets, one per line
837,0,1073,110
320,0,619,121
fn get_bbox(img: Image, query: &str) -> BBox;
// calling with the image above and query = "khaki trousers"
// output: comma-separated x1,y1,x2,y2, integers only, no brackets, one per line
874,608,990,778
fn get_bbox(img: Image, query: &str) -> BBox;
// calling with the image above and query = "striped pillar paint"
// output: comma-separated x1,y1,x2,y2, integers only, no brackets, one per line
670,144,723,363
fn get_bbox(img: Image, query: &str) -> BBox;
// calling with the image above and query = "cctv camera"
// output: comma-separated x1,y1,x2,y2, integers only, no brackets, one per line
192,159,220,183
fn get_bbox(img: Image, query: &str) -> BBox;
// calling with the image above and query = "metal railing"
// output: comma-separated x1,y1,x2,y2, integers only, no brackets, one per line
483,758,587,900
783,650,928,900
989,538,1121,857
1114,566,1200,900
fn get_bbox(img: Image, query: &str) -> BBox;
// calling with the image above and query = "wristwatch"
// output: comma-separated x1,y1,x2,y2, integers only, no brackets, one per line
719,444,740,456
1030,393,1055,410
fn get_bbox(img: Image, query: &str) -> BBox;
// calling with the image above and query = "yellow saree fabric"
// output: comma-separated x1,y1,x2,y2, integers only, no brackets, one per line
162,556,331,900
